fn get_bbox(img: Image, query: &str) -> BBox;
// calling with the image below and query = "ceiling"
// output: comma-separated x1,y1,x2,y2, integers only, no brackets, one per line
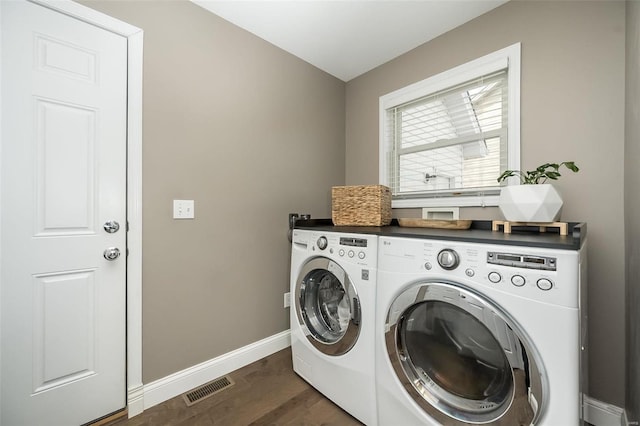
191,0,508,82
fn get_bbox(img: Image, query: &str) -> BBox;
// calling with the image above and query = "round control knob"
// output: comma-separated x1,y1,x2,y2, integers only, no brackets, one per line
437,249,460,270
339,249,345,257
488,272,502,283
511,275,526,287
317,236,328,250
537,278,553,291
424,262,432,271
465,268,475,277
348,250,355,258
358,251,365,259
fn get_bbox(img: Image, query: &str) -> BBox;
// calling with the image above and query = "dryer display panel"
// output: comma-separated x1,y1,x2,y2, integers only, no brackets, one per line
296,257,361,356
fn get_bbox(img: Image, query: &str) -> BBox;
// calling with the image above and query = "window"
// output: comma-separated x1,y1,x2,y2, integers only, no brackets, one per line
379,43,520,208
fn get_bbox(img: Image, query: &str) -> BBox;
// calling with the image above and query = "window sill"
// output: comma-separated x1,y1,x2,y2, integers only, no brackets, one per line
392,194,500,209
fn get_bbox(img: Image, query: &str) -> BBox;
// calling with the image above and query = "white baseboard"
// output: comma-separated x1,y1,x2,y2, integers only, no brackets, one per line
127,384,144,417
140,330,291,412
584,395,628,426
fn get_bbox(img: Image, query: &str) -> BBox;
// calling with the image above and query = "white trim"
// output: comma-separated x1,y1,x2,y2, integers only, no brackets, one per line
125,29,144,418
393,194,500,209
127,384,145,418
143,331,292,410
380,50,511,109
21,0,144,419
379,43,521,208
506,43,521,187
583,395,627,426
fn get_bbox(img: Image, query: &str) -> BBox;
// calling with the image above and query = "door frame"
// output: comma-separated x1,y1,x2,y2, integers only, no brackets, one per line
0,0,144,418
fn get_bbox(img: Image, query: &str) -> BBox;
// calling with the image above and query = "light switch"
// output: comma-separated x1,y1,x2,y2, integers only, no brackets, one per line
173,199,195,219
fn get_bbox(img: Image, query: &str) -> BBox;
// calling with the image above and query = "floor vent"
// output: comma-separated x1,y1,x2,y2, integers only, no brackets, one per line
182,375,235,407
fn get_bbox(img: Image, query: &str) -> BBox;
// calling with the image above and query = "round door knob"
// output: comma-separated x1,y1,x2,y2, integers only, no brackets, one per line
103,221,120,234
103,247,121,261
437,249,460,270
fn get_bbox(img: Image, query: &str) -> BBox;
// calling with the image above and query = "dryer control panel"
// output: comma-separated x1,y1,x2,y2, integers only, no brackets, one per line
378,236,581,308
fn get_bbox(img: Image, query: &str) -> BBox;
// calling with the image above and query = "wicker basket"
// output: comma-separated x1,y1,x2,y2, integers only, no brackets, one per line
331,185,392,226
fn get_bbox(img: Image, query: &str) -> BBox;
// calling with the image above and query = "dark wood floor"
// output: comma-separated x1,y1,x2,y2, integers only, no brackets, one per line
110,348,363,426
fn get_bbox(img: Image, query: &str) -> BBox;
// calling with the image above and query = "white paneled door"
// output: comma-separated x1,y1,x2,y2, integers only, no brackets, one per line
1,1,128,424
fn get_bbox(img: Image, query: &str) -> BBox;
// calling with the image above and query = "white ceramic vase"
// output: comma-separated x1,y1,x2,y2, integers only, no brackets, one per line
498,184,563,223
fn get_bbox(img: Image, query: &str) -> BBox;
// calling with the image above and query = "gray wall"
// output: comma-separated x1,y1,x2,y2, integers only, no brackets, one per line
626,0,640,422
80,0,345,383
345,0,626,407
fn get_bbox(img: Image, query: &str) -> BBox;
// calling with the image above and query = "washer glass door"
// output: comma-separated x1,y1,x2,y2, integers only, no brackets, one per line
296,257,360,356
386,281,545,425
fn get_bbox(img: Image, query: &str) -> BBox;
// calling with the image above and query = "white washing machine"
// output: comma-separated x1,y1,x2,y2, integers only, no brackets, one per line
376,235,586,426
290,229,378,425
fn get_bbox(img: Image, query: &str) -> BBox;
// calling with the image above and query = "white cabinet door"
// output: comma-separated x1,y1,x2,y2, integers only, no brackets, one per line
1,1,127,424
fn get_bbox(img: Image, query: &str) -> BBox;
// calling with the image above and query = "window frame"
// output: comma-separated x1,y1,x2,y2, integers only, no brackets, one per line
379,43,521,208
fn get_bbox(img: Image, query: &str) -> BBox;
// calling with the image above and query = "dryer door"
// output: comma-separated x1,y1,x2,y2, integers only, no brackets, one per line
295,257,360,356
385,281,546,425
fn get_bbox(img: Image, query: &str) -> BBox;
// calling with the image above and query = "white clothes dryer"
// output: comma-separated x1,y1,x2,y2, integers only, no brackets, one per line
290,229,378,425
376,235,586,426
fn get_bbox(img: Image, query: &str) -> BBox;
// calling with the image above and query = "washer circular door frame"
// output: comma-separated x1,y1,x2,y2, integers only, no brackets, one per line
385,280,547,425
295,256,361,356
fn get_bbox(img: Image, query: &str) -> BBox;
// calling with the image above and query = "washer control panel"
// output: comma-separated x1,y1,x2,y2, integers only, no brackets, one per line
301,232,377,267
335,236,370,261
487,251,556,271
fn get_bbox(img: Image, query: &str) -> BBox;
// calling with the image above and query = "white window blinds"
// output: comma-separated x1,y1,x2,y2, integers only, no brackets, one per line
385,70,508,200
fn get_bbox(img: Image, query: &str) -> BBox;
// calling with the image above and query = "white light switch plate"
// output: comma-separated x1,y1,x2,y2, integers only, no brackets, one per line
173,199,195,219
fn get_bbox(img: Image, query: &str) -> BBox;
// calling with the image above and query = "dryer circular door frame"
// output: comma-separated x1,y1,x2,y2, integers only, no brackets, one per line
385,280,547,425
295,257,361,356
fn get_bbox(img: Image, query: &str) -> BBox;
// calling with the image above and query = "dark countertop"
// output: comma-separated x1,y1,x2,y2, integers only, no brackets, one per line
293,219,586,251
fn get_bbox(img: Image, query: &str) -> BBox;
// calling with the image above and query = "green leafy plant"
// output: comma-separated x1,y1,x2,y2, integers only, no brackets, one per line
497,161,580,184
